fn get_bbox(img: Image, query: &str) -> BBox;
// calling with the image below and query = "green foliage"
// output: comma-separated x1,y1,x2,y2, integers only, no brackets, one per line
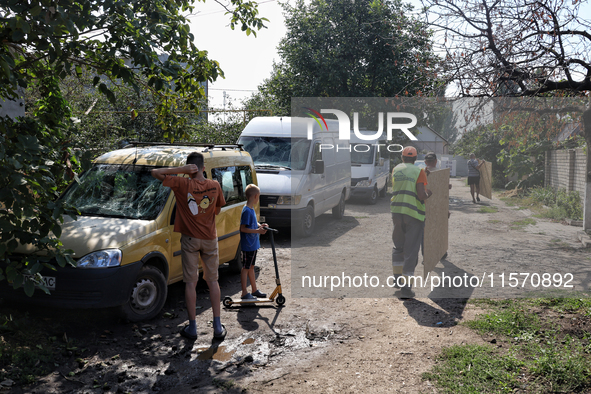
245,0,443,115
1,0,267,130
510,218,536,229
187,120,244,145
426,299,591,393
529,187,583,220
478,206,498,213
423,345,523,393
454,109,581,190
0,0,268,293
466,306,541,337
0,75,78,294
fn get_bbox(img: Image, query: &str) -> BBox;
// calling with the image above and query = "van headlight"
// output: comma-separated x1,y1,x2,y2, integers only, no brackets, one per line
356,179,372,187
277,195,302,205
76,249,122,268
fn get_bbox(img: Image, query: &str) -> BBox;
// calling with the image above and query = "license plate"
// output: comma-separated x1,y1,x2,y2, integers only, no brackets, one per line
24,275,56,290
268,204,277,209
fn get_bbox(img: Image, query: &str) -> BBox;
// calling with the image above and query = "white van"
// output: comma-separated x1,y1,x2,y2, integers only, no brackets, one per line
238,117,351,236
349,132,390,204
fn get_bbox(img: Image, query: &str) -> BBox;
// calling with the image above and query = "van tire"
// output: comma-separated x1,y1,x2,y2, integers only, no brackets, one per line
332,192,345,219
228,244,243,274
300,205,315,237
368,187,378,205
120,265,168,322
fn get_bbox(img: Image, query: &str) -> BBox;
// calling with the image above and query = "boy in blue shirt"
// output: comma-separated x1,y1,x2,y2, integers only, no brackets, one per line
240,184,268,300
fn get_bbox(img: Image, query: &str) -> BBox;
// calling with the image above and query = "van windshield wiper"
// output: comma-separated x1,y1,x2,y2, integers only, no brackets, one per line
255,164,292,170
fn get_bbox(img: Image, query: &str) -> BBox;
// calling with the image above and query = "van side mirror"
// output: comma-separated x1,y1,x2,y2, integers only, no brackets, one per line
379,157,385,166
312,160,324,174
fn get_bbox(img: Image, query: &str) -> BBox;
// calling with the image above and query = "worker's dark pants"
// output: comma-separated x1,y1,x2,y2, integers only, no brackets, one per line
391,213,424,285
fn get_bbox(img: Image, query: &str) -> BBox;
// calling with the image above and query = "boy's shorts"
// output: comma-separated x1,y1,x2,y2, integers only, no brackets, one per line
181,235,219,282
241,250,257,270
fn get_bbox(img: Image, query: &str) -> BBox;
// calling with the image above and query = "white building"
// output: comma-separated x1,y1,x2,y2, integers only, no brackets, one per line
408,126,449,155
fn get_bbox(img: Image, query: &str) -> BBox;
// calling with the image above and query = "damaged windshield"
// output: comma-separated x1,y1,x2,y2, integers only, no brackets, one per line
238,136,311,171
61,164,170,220
351,144,374,165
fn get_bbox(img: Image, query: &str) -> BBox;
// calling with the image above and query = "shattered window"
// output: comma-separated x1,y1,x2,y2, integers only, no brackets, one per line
211,166,253,206
61,164,170,220
238,136,311,170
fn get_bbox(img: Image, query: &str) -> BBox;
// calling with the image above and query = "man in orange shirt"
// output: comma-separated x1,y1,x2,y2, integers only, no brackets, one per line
152,152,227,341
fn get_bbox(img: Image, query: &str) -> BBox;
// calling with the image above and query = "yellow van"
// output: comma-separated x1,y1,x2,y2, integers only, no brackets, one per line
4,143,257,321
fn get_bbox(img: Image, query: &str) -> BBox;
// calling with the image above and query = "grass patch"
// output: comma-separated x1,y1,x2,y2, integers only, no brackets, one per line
422,345,523,393
500,187,583,221
510,218,536,230
478,206,498,213
531,297,591,315
466,304,541,337
425,298,591,393
488,219,502,224
501,197,517,207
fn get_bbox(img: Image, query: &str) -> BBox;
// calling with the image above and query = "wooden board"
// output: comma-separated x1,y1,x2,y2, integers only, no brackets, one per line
479,161,493,199
423,168,450,278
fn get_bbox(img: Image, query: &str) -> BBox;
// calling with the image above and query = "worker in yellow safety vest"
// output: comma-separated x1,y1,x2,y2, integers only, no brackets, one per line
391,146,432,298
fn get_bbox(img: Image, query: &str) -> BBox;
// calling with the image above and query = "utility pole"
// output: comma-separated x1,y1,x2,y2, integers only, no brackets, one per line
223,91,226,123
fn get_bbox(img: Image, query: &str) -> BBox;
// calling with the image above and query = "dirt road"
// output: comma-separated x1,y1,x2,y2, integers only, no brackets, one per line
10,177,591,393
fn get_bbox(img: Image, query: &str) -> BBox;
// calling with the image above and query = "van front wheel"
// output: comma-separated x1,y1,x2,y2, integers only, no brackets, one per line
120,266,168,322
300,205,315,237
332,192,345,219
368,187,378,205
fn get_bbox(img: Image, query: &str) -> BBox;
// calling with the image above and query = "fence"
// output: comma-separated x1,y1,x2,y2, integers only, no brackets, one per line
544,148,586,195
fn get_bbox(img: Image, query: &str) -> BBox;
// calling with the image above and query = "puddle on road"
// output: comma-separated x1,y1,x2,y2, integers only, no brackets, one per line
195,346,235,362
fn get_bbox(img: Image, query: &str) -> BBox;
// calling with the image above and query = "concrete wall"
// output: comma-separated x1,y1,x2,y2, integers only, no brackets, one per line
545,148,586,196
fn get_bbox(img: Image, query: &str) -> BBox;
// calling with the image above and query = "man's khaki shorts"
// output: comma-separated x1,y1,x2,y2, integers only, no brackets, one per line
180,235,219,283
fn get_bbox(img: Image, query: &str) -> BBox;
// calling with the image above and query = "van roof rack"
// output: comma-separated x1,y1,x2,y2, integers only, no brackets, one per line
123,141,244,151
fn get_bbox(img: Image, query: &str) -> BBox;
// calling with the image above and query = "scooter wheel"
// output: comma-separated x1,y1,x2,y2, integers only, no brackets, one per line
223,296,233,308
276,295,286,306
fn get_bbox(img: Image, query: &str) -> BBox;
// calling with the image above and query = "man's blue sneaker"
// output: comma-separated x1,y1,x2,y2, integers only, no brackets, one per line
241,293,257,300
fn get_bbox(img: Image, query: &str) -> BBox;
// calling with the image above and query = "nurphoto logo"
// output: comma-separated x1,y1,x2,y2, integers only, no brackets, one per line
303,107,418,153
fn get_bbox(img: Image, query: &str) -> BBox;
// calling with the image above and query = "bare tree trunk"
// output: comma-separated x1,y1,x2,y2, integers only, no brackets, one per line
583,105,591,231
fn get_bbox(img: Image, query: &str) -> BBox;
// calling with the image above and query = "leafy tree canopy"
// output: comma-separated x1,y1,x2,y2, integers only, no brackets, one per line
246,0,443,115
0,0,267,293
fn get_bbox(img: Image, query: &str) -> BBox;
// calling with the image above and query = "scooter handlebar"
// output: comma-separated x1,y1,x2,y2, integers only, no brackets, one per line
260,224,278,233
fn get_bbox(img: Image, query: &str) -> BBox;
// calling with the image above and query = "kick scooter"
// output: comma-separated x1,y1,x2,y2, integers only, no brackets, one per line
223,227,286,307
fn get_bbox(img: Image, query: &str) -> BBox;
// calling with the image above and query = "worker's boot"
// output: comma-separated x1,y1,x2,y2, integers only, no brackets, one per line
400,285,415,299
392,274,401,289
